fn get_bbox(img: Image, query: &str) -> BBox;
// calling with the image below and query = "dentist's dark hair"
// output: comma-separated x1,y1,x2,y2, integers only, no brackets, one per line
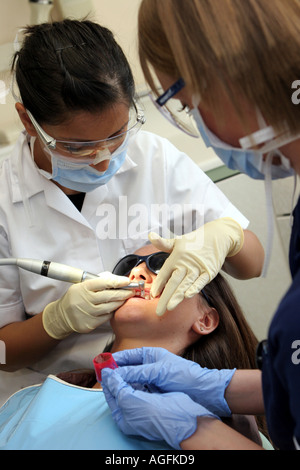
11,19,135,125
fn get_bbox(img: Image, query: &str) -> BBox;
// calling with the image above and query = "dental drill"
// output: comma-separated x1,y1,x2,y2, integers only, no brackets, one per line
0,258,145,295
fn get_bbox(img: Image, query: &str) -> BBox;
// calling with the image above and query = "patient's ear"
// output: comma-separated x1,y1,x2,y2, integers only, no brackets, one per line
192,308,219,336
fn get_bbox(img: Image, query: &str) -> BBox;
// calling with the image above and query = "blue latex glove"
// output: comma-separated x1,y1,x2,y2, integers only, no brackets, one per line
111,347,236,416
101,368,219,450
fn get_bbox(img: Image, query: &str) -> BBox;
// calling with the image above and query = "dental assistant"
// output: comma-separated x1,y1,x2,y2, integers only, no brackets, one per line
0,19,263,405
101,0,300,450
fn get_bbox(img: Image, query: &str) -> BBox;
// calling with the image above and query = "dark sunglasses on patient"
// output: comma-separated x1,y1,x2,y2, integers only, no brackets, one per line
113,251,169,276
112,249,212,306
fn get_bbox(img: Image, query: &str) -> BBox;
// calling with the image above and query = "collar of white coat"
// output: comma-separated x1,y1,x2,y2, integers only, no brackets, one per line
10,131,138,203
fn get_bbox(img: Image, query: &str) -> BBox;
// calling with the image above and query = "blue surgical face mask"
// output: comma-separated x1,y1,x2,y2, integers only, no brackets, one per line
190,96,295,180
35,134,129,192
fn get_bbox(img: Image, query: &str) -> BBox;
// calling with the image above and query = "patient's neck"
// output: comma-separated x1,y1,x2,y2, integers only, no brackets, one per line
110,336,181,355
110,338,157,353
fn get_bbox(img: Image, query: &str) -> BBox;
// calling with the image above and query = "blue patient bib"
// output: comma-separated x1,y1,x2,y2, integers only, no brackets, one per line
0,375,171,450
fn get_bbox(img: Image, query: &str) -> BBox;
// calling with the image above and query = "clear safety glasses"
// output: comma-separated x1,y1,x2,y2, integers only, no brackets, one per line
26,102,146,163
150,78,199,138
112,252,170,277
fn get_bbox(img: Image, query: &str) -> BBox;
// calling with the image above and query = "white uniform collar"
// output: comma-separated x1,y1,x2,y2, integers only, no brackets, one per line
9,131,48,207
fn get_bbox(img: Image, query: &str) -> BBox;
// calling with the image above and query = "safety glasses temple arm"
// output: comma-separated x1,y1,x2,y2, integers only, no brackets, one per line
26,109,57,149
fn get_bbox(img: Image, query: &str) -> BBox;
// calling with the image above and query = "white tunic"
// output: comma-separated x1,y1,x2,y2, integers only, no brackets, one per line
0,130,248,404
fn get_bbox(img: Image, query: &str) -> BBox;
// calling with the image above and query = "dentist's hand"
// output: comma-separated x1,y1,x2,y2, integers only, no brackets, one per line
102,368,219,450
149,217,244,316
111,347,235,416
42,273,133,339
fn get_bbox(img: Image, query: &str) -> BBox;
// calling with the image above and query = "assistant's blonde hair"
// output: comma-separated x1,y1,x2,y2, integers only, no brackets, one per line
138,0,300,134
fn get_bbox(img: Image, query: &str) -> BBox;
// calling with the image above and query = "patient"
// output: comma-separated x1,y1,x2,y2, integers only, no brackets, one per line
65,244,268,443
0,245,268,450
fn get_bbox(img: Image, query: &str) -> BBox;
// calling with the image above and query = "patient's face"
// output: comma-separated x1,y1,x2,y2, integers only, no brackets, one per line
110,245,209,351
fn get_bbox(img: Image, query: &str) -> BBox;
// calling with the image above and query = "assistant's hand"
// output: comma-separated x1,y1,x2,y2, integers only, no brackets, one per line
102,368,219,450
149,217,244,315
42,273,133,339
111,347,235,416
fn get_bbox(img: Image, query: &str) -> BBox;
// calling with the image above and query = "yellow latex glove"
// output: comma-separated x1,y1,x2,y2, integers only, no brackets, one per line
43,273,133,340
149,218,244,316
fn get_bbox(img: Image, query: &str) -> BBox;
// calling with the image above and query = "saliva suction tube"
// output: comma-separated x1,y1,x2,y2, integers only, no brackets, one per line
0,257,146,297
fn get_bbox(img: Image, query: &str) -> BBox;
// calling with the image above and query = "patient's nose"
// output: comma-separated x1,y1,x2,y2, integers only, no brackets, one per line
129,262,153,284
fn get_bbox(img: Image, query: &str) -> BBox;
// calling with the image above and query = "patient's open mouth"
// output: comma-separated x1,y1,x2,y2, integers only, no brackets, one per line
133,288,151,300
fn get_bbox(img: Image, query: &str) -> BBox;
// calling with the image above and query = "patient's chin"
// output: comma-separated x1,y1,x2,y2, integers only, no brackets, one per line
113,295,159,320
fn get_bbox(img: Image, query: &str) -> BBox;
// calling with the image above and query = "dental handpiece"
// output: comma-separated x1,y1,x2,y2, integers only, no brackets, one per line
0,258,145,292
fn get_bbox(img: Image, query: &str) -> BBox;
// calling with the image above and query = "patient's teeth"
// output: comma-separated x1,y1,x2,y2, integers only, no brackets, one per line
132,289,151,299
